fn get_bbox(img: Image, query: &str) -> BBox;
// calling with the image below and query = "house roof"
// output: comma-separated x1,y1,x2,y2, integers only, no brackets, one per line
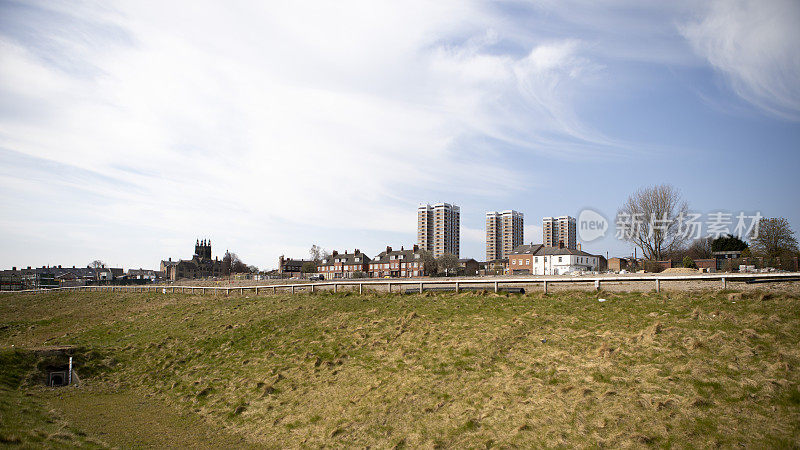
128,269,157,276
369,248,421,265
510,244,597,257
281,258,307,266
320,251,371,266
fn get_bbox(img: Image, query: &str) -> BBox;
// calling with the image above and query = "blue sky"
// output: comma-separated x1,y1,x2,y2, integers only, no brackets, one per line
1,0,798,270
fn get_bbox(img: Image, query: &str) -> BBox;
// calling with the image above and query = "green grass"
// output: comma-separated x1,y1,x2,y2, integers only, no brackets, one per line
1,288,799,447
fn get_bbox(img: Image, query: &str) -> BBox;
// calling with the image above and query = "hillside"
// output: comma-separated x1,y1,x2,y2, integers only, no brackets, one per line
1,289,799,447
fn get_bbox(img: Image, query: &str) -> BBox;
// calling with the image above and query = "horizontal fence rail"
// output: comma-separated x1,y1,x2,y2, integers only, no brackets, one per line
3,272,799,295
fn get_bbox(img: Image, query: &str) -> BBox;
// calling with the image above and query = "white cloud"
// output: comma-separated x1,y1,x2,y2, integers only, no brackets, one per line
461,227,486,244
0,1,636,268
680,0,800,121
524,225,544,244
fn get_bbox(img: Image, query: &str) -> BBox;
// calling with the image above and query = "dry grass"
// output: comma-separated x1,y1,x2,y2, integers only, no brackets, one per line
1,288,799,447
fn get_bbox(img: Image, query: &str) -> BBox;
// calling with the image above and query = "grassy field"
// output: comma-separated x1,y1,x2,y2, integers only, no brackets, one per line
1,288,799,447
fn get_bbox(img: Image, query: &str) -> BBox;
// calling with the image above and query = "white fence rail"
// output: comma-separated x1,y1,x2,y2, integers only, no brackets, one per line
3,272,799,295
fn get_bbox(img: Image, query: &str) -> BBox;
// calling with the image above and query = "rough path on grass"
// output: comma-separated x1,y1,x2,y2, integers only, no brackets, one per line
43,387,255,449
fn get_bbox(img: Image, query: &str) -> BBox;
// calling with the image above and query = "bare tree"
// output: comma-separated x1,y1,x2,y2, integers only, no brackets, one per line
750,217,798,258
617,184,689,261
309,245,325,263
222,251,247,274
436,253,459,276
90,260,105,269
418,250,437,276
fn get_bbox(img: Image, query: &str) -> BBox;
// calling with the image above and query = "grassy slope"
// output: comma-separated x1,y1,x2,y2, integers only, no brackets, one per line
1,289,799,447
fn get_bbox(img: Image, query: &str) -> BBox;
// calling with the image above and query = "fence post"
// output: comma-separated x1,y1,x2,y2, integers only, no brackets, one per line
334,284,338,293
721,277,727,289
387,283,391,294
226,288,230,295
655,279,660,293
359,284,363,295
310,284,314,294
419,283,423,294
272,286,276,294
240,288,244,295
291,285,295,294
455,282,460,293
543,280,548,294
595,280,600,291
494,281,498,293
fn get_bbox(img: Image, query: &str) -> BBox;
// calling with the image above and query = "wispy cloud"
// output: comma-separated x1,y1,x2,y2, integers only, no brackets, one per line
680,0,800,121
0,1,618,267
2,1,795,268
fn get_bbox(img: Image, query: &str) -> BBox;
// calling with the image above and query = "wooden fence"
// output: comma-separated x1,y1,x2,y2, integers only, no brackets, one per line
4,272,799,295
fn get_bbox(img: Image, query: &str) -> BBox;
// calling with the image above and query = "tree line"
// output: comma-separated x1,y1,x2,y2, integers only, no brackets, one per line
618,184,798,269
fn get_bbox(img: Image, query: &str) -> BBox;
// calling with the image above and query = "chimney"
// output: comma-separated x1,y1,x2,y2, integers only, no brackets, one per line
401,246,404,251
577,243,581,251
332,250,338,256
354,249,360,255
12,266,16,271
386,246,392,253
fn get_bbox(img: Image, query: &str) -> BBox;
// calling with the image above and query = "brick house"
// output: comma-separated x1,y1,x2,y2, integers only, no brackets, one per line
317,249,371,279
368,245,425,278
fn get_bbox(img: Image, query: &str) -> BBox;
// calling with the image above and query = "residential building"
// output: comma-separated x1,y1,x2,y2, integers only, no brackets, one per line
0,269,23,291
482,258,508,275
165,239,223,281
22,272,58,289
318,249,371,279
457,258,480,276
543,216,577,249
3,265,112,288
486,210,524,261
127,268,158,282
608,257,629,272
278,255,310,277
160,258,178,274
368,245,425,278
418,202,460,258
509,243,600,275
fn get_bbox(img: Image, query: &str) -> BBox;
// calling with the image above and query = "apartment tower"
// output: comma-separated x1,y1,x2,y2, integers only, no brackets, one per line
486,210,524,261
418,203,460,258
543,215,577,249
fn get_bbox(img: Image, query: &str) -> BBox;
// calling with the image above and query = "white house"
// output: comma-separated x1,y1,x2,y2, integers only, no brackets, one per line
508,244,600,275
